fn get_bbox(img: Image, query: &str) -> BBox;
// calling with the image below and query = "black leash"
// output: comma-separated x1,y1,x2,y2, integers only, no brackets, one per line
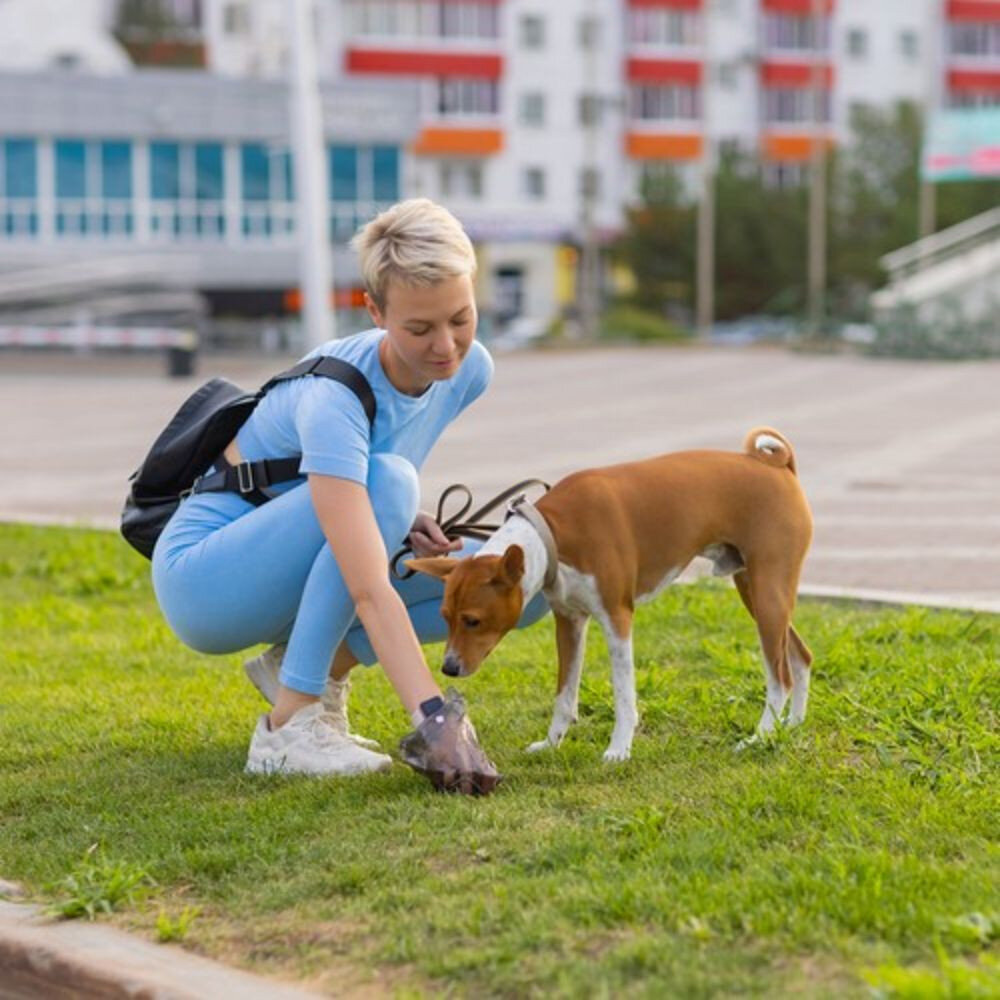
391,478,551,579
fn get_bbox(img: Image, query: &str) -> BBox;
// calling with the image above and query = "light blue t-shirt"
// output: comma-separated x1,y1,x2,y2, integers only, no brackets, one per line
236,328,493,485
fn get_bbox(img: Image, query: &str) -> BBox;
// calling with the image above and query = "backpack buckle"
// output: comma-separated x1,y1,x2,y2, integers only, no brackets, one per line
236,461,255,494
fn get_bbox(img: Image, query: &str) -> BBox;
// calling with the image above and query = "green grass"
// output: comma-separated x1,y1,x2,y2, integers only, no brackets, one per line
1,522,997,998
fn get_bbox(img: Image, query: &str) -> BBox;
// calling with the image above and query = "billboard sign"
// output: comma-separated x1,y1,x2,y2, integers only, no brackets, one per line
923,107,1000,182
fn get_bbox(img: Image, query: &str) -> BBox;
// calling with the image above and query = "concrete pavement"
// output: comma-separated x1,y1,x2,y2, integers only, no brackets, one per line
2,343,998,611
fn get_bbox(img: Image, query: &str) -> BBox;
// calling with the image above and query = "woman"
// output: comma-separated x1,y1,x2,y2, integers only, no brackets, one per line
152,199,547,791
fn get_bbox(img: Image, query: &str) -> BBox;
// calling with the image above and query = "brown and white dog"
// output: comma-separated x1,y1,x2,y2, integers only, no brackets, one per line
408,428,813,761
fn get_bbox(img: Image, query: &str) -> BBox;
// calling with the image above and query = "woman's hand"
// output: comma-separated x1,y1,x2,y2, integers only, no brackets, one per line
408,511,462,558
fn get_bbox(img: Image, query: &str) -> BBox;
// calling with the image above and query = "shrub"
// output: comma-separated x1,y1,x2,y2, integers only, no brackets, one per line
599,306,691,344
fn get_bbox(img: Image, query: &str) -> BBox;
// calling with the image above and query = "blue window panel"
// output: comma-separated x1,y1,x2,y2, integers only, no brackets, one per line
151,142,180,200
241,144,270,201
329,145,357,202
55,140,87,198
372,146,399,201
101,141,132,199
195,143,223,201
282,151,294,201
5,140,37,198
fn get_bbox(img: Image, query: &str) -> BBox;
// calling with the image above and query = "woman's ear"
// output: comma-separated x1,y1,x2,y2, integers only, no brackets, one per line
364,292,384,329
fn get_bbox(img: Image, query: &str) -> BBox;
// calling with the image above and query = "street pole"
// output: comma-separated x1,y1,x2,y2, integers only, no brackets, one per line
807,0,827,338
288,0,334,348
579,0,600,340
696,0,714,341
919,0,941,241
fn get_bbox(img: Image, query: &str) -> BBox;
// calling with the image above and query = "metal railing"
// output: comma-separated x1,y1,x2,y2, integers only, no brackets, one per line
881,207,1000,281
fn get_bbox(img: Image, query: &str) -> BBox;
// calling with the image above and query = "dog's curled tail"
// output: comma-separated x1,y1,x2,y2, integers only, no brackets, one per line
744,427,797,475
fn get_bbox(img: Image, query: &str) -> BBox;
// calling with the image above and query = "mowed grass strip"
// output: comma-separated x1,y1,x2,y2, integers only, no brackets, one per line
0,522,997,998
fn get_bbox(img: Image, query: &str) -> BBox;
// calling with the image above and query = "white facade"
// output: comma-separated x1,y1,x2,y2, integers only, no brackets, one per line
0,0,131,75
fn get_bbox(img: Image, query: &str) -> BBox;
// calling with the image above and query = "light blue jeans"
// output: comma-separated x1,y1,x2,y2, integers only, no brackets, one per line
152,454,549,695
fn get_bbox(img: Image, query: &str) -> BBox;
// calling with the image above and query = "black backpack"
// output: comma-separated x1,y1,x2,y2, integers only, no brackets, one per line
121,355,376,559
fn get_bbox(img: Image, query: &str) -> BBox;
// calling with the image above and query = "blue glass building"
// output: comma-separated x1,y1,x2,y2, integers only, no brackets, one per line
0,69,418,316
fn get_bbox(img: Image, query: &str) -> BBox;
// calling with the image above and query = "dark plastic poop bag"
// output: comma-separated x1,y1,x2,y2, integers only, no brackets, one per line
399,689,502,795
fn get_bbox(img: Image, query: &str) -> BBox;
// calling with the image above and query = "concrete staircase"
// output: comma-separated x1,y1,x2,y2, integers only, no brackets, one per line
871,207,1000,327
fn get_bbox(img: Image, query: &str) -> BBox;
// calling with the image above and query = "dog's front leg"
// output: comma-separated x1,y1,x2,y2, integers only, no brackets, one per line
600,611,638,762
526,612,588,753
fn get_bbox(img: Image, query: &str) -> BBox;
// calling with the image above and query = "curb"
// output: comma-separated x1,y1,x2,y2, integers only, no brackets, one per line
798,583,1000,615
0,899,322,1000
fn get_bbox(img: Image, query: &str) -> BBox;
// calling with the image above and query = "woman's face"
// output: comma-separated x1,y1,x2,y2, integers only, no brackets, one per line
367,274,477,396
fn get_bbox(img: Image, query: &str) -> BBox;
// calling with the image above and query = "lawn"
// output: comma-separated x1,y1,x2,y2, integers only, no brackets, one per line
0,522,997,998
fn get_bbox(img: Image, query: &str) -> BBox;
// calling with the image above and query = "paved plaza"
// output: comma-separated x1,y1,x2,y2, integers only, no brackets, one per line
2,344,998,611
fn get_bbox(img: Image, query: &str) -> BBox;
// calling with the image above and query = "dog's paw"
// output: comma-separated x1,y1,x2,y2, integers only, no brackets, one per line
602,746,631,763
525,738,552,754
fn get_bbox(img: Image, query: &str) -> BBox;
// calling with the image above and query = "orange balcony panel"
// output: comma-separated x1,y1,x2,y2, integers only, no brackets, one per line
761,61,835,88
626,132,703,160
948,69,1000,90
346,48,502,79
763,133,835,162
947,1,1000,21
762,0,835,12
628,0,703,8
627,58,702,84
412,127,504,156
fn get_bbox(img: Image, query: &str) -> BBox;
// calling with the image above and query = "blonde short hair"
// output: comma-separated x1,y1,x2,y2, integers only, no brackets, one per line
351,198,477,309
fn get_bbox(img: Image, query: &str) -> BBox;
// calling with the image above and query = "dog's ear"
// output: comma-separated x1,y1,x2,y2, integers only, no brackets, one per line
494,545,524,587
405,556,459,579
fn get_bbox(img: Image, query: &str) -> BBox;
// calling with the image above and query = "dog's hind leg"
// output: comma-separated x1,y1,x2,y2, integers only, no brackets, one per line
599,608,638,762
786,625,813,726
733,570,793,738
527,612,589,753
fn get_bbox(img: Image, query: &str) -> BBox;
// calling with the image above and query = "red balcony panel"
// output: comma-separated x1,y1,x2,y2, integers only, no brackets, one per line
761,61,835,88
762,0,835,13
626,58,702,84
346,48,502,79
948,68,1000,90
947,1,1000,21
628,0,703,9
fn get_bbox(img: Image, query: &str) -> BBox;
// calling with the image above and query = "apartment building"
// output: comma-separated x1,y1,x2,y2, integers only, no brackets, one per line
199,0,1000,327
2,0,997,329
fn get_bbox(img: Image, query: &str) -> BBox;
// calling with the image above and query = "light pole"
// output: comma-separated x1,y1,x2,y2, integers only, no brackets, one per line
288,0,335,348
806,0,828,337
696,0,715,342
920,0,942,241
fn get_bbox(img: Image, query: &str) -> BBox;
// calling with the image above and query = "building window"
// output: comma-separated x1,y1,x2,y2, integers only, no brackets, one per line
55,139,134,238
347,1,498,41
948,89,1000,109
630,84,701,121
763,162,807,189
579,167,600,201
150,141,225,240
949,22,1000,58
240,142,294,240
223,1,250,35
0,138,38,237
846,28,867,59
520,92,546,126
628,9,701,47
579,16,600,50
764,14,831,52
899,29,919,60
440,161,483,199
520,14,545,50
435,78,499,118
578,93,603,127
329,144,400,239
523,166,546,200
763,88,831,124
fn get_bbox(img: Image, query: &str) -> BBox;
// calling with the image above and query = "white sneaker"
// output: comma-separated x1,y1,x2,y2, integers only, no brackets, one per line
243,644,381,750
244,703,393,777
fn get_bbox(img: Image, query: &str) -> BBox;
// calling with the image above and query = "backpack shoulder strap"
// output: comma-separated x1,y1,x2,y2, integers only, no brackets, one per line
260,355,376,429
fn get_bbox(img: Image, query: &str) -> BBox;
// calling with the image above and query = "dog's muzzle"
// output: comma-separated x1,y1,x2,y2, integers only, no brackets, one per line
442,652,463,677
